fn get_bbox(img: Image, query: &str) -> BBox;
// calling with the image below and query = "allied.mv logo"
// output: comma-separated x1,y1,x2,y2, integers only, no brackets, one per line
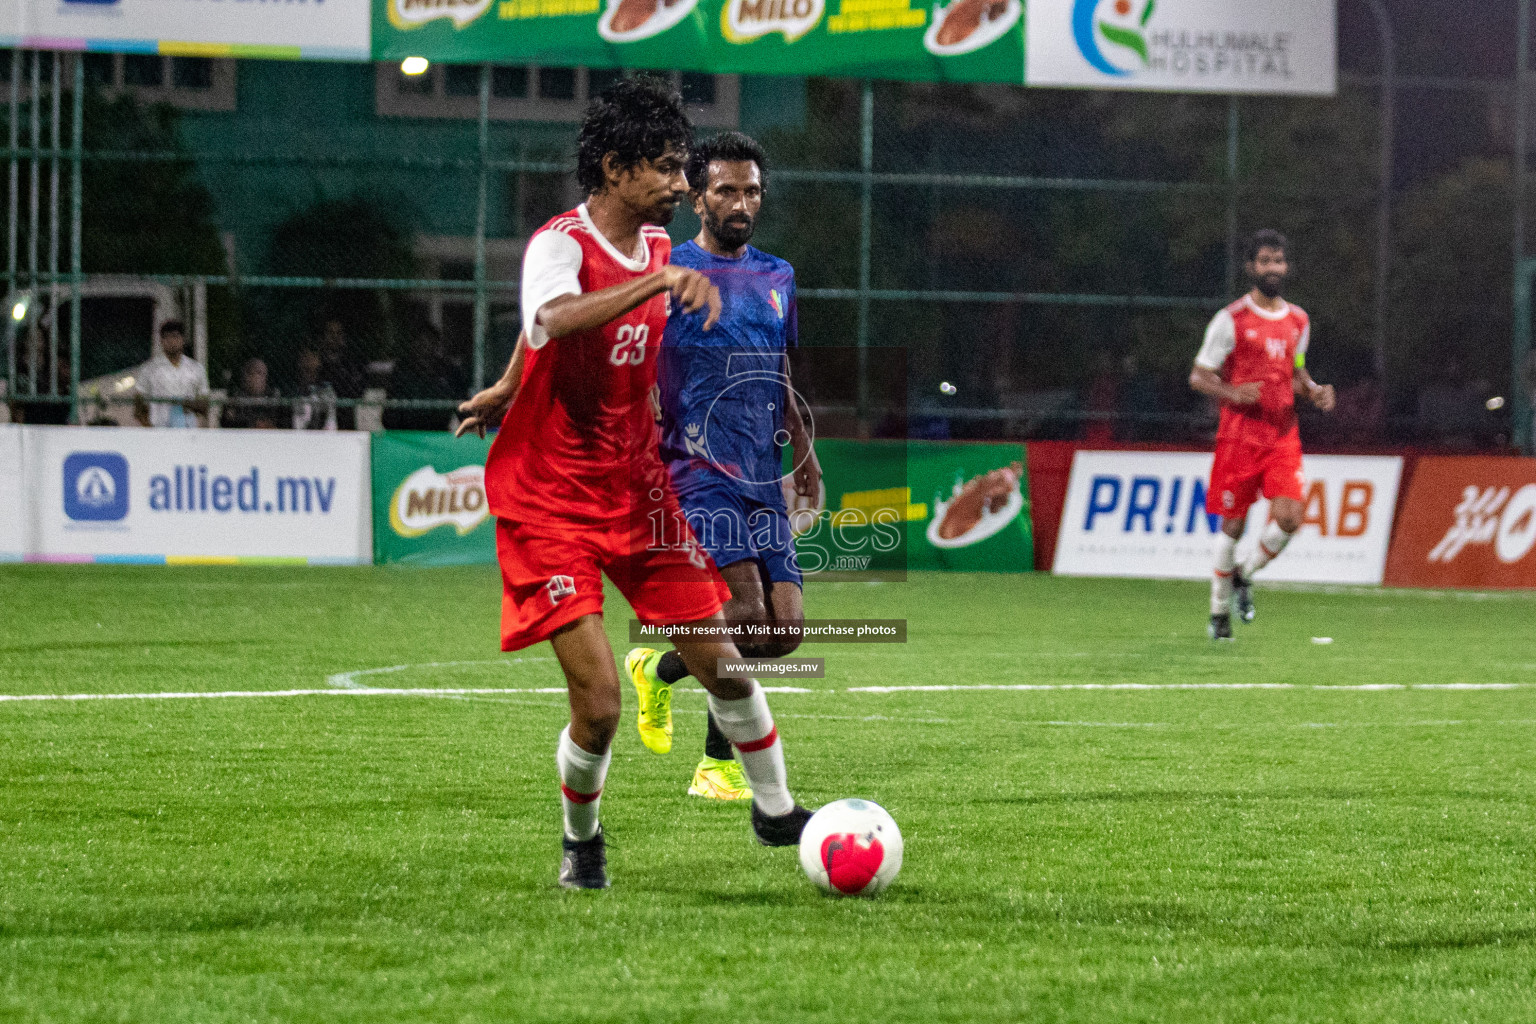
63,451,129,522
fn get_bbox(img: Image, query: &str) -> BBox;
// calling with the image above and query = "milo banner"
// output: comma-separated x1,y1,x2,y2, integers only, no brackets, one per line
374,0,1335,90
371,431,495,565
378,0,1023,83
791,439,1033,575
369,433,1032,571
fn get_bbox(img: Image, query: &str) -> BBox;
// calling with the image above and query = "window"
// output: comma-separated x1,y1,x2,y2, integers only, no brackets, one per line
376,65,738,129
81,53,114,88
536,67,577,101
77,55,237,111
397,65,434,96
586,68,623,99
680,72,715,106
444,64,481,98
170,57,213,90
492,66,529,99
123,54,165,88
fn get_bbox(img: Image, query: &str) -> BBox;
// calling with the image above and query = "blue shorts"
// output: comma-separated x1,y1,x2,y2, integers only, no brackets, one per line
671,468,803,589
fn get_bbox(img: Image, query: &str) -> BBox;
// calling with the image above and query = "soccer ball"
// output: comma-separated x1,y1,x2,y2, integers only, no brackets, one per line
798,798,903,897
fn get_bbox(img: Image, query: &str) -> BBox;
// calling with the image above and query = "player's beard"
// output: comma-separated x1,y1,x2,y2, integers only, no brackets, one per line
1254,273,1285,299
705,208,755,250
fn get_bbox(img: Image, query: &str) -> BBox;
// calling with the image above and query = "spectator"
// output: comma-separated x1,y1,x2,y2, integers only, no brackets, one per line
220,357,285,430
385,323,470,431
291,348,338,431
318,317,363,429
134,320,209,428
6,336,71,424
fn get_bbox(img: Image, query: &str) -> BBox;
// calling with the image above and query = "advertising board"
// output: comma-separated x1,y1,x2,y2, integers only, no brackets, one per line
371,431,495,566
21,426,371,564
1025,0,1336,95
1382,456,1536,590
1053,450,1401,584
0,424,21,562
0,0,370,59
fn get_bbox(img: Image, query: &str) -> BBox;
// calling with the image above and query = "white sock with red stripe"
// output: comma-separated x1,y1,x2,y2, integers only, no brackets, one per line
556,725,610,842
1243,521,1294,576
1211,532,1237,615
707,682,794,817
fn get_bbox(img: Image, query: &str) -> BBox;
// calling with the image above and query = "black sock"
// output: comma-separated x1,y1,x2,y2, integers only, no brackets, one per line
657,649,689,684
704,712,734,761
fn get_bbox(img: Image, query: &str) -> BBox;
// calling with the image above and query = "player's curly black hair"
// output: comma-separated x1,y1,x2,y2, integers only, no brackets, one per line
685,130,768,193
1245,228,1288,262
575,75,694,195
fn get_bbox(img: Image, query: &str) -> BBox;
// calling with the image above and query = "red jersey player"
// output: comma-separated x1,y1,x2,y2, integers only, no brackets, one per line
1190,229,1335,640
456,78,812,888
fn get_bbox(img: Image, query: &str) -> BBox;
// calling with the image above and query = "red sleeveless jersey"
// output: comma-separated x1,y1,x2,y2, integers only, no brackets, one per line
1195,295,1311,447
486,207,673,527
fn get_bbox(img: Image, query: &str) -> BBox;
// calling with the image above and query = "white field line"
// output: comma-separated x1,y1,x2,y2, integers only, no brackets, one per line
847,683,1533,693
2,683,1531,704
0,659,1528,704
0,687,572,703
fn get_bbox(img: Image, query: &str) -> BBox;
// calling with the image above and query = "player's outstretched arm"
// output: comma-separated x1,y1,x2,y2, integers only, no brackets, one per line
1190,365,1261,407
1294,364,1335,412
456,332,528,439
539,266,721,340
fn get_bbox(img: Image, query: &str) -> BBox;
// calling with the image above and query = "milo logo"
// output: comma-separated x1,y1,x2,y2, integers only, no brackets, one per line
389,0,492,31
722,0,825,43
389,465,489,538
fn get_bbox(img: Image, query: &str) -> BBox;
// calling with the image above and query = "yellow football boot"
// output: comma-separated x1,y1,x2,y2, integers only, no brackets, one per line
688,756,753,801
624,647,673,754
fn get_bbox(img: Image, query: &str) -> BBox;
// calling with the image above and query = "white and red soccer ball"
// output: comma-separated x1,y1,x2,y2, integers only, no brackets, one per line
799,798,903,897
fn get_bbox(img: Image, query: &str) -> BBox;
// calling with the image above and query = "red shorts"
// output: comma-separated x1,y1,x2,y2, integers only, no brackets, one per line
1206,434,1306,519
494,501,731,652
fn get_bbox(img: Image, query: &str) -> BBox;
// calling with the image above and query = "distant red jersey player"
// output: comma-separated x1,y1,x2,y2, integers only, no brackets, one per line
456,77,813,888
1190,229,1335,640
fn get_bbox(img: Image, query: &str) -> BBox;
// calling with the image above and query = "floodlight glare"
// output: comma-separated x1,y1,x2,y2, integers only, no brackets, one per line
10,297,28,322
401,57,429,76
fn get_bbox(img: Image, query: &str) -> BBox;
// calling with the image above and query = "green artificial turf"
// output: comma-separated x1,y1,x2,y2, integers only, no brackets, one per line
2,565,1535,1023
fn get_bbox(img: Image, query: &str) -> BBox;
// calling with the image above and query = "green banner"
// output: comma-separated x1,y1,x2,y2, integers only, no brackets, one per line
371,431,496,566
369,433,1031,571
375,0,1025,83
791,439,1033,574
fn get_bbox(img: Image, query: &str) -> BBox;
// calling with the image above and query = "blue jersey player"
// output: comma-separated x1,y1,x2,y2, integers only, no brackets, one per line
625,132,822,802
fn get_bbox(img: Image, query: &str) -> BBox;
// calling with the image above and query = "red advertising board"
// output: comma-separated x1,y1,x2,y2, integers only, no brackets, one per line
1383,456,1536,589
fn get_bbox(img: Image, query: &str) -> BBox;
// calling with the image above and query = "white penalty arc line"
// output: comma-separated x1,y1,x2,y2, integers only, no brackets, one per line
324,658,556,690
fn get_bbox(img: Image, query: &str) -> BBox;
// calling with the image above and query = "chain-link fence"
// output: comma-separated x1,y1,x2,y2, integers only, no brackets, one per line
0,49,1526,450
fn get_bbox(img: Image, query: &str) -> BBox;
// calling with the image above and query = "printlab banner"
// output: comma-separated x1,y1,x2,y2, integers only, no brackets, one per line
22,426,372,563
792,439,1032,575
1025,0,1336,94
0,424,21,561
371,431,495,565
1383,456,1536,590
1053,451,1401,584
0,0,370,59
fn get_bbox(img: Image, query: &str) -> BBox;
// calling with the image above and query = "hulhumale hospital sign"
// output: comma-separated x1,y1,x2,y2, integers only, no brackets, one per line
373,0,1335,92
1025,0,1336,94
